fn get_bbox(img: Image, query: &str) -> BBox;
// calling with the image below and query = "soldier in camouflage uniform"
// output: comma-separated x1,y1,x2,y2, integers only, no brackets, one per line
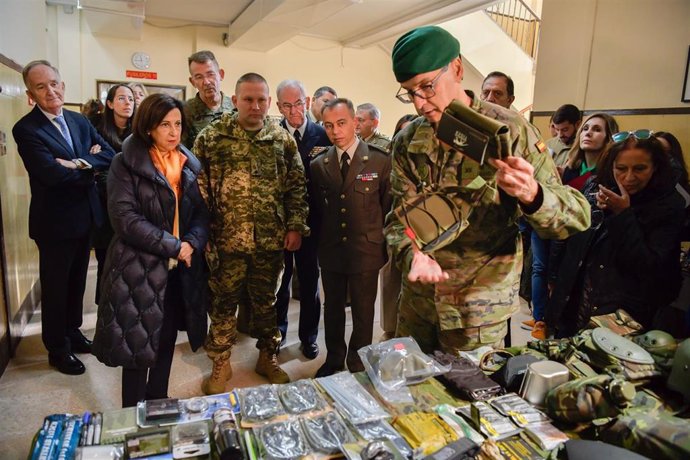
183,50,235,149
385,26,591,353
356,103,392,151
194,73,309,393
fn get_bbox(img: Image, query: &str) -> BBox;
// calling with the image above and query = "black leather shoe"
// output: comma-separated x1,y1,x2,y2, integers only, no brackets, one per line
300,342,319,360
315,362,344,378
70,333,93,354
49,352,86,375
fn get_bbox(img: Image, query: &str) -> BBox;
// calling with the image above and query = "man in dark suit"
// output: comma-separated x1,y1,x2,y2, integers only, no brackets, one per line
310,98,392,376
273,80,331,359
12,60,115,375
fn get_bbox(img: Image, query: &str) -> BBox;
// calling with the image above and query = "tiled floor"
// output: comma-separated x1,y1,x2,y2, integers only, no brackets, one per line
0,256,533,459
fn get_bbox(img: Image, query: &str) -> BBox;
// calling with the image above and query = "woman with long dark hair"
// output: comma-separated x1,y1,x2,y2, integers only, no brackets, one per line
548,131,684,337
92,85,135,303
93,93,209,407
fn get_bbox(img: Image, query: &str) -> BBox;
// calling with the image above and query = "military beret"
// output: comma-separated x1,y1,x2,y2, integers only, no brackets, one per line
392,26,460,83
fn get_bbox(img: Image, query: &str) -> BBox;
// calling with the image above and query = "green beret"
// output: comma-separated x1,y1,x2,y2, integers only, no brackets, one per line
392,26,460,83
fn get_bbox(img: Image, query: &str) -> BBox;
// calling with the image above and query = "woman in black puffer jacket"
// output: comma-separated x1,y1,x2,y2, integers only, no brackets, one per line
93,93,209,407
548,131,684,338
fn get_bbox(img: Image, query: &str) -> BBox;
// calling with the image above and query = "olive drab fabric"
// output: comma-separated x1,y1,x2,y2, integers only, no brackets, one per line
384,95,590,350
183,93,235,149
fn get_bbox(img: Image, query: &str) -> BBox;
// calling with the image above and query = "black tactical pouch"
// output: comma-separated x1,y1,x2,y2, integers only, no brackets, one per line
433,351,503,401
491,354,545,393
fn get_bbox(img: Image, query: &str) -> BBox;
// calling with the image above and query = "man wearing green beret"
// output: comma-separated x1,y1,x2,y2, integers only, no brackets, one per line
384,26,591,352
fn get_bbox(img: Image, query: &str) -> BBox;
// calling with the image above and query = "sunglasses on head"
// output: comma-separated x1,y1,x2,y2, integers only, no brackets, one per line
611,129,654,143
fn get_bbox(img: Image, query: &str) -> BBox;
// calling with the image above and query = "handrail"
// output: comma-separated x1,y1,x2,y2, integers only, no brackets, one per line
484,0,541,60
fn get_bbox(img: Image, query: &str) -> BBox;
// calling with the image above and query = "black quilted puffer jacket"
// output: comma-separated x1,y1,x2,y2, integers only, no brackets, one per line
92,134,209,368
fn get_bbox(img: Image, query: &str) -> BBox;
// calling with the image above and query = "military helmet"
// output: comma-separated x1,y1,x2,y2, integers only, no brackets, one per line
667,338,690,401
633,330,677,356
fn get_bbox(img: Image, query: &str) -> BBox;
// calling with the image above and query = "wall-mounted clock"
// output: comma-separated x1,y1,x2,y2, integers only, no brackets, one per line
131,52,151,70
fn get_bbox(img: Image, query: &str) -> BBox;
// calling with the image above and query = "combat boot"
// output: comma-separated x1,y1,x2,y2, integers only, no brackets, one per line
255,350,290,384
202,357,232,395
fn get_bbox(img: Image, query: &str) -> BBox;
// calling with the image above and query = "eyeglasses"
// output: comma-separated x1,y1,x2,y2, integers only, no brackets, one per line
611,129,654,143
278,99,305,111
396,66,449,104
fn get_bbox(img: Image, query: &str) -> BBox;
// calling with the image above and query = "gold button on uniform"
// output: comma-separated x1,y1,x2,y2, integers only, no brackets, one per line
341,208,346,213
342,236,348,242
341,223,346,228
365,187,369,191
340,194,345,199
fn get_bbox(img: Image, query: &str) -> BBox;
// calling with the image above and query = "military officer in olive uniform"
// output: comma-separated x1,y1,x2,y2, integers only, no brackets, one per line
385,26,591,353
356,102,391,151
310,98,392,377
183,50,235,149
194,73,309,393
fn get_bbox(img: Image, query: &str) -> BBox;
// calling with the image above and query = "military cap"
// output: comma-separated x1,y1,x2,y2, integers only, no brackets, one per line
392,26,460,82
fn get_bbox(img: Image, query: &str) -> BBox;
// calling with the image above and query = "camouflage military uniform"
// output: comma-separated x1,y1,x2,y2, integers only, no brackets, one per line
545,137,570,168
384,95,590,353
183,92,235,149
364,130,392,152
194,111,309,360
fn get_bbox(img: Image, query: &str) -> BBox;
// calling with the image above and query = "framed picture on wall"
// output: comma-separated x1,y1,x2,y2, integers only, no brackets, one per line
96,80,186,104
680,46,690,102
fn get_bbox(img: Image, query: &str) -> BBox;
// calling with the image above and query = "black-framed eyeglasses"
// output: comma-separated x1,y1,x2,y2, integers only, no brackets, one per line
278,99,305,111
611,129,654,143
395,66,449,104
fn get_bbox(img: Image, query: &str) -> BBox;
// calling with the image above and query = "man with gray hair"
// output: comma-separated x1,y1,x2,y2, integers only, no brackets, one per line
274,79,331,359
13,60,115,375
183,50,234,148
356,103,391,151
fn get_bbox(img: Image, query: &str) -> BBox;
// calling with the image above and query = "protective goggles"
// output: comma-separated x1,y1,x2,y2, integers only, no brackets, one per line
611,129,654,143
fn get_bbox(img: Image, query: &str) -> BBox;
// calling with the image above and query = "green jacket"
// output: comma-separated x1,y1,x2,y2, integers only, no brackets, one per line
194,111,309,254
182,92,235,149
384,96,590,331
363,130,392,152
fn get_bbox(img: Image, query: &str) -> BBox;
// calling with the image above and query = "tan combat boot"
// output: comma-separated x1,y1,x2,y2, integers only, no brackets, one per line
202,357,232,395
255,350,290,384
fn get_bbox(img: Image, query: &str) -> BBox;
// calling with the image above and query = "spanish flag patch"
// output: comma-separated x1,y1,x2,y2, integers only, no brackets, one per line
535,139,547,153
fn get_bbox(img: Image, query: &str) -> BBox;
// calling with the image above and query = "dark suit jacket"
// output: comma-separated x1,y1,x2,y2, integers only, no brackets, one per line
12,106,116,241
310,141,392,274
281,119,331,232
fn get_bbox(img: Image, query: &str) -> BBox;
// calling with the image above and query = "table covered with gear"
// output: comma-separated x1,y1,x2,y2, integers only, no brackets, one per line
27,319,690,460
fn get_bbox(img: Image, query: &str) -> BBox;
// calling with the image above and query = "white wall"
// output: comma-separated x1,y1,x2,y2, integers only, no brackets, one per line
533,0,690,111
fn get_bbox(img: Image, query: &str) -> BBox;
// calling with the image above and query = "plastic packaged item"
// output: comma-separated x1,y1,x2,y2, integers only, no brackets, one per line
456,402,521,440
353,419,413,458
391,412,458,456
523,422,569,451
489,393,550,427
31,414,83,460
213,408,244,460
255,419,310,460
359,337,450,391
171,421,210,459
239,385,286,423
75,444,125,460
317,372,388,424
301,410,355,454
342,438,407,460
278,379,328,414
433,404,484,445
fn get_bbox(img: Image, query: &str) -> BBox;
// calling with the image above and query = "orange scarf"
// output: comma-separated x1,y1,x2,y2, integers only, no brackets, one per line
149,146,187,238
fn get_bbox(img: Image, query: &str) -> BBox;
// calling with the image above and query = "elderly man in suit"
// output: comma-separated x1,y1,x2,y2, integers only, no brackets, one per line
13,60,115,375
274,80,331,359
310,98,392,377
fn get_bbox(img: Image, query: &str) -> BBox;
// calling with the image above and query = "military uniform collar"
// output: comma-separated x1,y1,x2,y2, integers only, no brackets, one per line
218,111,281,141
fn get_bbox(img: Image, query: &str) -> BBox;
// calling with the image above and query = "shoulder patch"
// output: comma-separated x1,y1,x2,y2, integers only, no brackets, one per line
534,139,547,153
309,146,329,158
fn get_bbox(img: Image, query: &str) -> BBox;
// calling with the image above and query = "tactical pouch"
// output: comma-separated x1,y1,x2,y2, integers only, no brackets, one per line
578,328,660,382
395,192,471,253
587,309,644,337
436,100,510,165
433,351,503,401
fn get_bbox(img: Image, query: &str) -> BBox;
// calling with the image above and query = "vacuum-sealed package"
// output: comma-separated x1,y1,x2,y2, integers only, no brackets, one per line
239,385,285,424
317,372,388,424
359,337,450,392
255,418,310,460
278,379,328,415
353,419,413,459
301,410,355,454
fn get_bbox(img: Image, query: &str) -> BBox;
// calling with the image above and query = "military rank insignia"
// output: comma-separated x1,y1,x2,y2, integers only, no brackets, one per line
309,146,328,158
535,139,547,153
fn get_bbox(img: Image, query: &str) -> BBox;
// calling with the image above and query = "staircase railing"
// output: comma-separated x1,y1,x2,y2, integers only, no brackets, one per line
485,0,541,59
